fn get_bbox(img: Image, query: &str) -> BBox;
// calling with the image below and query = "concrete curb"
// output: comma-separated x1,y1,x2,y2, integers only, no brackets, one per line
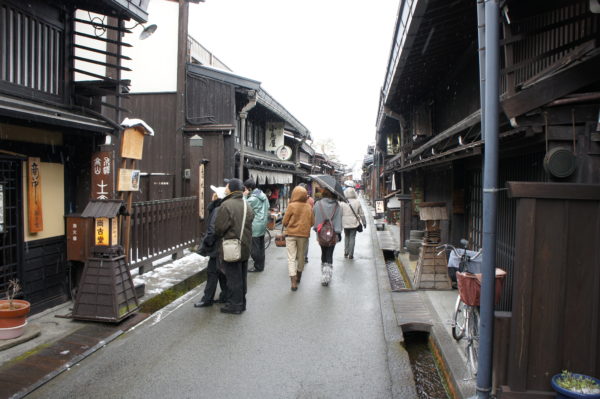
420,291,476,399
364,200,418,399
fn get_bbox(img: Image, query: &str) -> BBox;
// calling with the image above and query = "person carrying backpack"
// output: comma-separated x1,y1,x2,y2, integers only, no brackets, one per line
313,188,342,286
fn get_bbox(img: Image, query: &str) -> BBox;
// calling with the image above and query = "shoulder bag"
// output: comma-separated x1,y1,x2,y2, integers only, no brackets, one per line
347,201,364,233
222,201,247,262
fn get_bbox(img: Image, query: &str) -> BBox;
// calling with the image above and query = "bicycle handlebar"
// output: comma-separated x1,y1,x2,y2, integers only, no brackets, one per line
436,242,483,272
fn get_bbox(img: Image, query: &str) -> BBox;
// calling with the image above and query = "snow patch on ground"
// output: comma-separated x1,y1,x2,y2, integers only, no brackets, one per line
133,251,209,298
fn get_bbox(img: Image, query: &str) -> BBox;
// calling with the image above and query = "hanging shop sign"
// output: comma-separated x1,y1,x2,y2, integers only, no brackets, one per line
265,122,284,151
117,169,140,191
91,151,114,200
27,157,43,233
276,145,293,161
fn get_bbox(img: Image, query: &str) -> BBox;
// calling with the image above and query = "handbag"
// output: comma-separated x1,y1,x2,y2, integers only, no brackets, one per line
275,224,286,247
347,201,364,233
222,200,247,262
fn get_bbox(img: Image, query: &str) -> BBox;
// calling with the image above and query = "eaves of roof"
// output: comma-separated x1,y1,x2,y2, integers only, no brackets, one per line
257,89,311,140
0,94,114,134
187,63,261,91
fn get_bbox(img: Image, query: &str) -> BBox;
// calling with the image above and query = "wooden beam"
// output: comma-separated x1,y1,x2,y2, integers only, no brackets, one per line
502,52,600,119
507,182,600,200
408,109,481,160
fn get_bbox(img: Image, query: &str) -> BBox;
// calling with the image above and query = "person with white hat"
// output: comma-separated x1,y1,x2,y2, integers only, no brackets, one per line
194,185,229,308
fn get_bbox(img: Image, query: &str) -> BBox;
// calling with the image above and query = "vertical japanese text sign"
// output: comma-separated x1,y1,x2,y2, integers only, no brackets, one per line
199,164,205,219
91,152,114,200
27,157,43,233
95,217,109,246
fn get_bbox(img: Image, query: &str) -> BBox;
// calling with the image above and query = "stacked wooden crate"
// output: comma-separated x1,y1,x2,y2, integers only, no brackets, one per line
412,202,452,289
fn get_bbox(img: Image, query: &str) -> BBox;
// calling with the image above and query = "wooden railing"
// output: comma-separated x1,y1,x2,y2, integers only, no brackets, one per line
129,197,200,272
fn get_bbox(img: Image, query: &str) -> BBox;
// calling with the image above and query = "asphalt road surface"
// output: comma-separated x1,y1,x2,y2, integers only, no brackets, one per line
29,208,396,399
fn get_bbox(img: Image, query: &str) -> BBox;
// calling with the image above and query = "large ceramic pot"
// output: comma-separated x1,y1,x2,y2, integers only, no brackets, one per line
0,299,31,329
551,373,600,399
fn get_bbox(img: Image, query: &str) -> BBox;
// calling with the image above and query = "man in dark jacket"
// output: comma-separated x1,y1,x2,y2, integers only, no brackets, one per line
194,185,228,308
215,178,254,314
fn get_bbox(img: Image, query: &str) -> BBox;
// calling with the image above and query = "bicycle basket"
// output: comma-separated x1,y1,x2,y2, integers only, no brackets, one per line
456,268,507,306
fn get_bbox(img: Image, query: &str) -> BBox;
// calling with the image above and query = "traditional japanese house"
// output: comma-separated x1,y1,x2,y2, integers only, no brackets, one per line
123,0,311,242
376,0,600,396
0,0,150,313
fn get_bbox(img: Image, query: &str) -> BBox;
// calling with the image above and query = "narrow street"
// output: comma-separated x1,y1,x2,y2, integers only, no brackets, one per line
28,204,398,399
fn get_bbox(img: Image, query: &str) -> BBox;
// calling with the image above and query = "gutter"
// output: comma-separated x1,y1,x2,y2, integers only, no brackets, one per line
238,90,258,179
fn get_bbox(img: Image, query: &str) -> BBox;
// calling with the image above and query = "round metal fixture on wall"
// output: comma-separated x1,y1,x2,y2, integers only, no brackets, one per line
543,147,577,178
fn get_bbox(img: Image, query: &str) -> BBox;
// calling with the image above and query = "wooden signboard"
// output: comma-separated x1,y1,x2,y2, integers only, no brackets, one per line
118,169,140,191
111,218,119,246
199,164,205,219
91,151,114,200
27,157,43,233
120,128,145,160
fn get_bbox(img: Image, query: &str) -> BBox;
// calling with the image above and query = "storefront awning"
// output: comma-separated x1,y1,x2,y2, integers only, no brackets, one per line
249,169,293,185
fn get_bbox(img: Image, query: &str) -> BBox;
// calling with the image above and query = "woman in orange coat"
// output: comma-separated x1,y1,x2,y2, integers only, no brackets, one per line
282,185,315,291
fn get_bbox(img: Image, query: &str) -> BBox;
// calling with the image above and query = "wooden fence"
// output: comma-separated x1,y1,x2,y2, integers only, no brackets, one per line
129,197,200,272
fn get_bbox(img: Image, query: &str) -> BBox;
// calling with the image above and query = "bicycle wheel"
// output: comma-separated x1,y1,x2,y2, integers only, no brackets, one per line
264,229,272,249
466,306,480,376
452,296,467,341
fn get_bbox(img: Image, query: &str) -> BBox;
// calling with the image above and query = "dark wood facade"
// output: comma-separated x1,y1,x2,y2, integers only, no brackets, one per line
0,0,149,313
376,0,600,396
500,182,600,396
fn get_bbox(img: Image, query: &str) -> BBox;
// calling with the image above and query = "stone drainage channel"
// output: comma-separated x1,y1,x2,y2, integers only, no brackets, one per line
383,250,450,399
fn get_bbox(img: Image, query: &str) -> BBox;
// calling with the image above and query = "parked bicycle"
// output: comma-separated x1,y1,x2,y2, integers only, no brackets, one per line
437,239,507,377
437,239,482,376
264,228,272,250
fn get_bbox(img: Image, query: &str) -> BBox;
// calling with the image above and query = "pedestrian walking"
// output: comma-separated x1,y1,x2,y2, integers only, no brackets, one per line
244,178,269,272
282,185,314,291
340,187,366,260
298,182,314,263
313,188,342,286
194,186,228,308
215,178,254,314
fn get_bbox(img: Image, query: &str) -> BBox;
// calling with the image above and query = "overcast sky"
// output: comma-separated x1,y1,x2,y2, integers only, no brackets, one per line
187,0,399,167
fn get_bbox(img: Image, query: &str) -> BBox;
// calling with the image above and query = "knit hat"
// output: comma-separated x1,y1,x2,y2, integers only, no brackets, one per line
226,178,244,193
243,178,256,190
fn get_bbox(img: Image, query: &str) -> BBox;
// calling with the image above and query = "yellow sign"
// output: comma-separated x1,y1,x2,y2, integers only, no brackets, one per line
95,217,109,246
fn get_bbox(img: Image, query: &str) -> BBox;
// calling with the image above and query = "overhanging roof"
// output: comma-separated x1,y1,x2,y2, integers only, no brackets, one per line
0,95,114,134
187,64,261,91
378,0,476,124
257,89,311,140
186,63,311,140
67,0,150,23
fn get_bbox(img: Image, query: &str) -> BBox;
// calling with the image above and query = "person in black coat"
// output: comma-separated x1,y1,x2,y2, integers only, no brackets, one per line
194,186,229,307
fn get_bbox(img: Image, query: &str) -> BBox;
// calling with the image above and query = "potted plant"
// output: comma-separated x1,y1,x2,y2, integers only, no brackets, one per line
551,370,600,399
0,279,31,340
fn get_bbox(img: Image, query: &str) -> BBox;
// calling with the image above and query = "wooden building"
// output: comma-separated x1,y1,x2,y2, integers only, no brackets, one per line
0,0,150,313
376,0,600,396
123,0,312,240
